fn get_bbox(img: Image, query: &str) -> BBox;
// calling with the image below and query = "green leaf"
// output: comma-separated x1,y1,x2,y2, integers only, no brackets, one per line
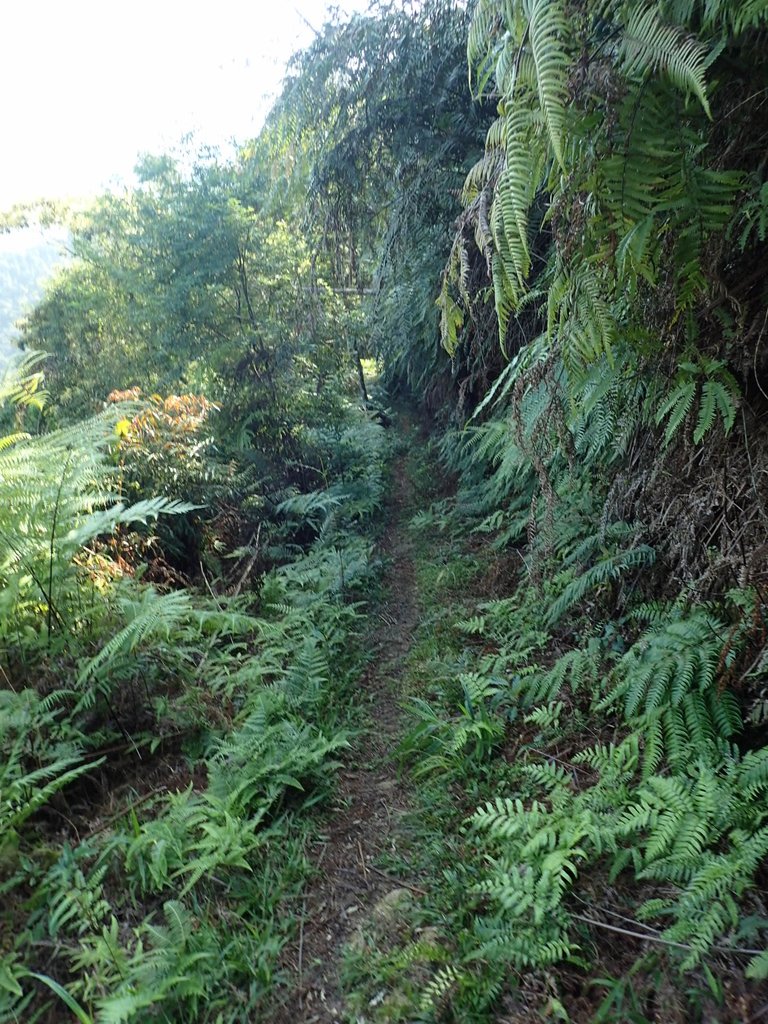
693,378,718,444
26,972,94,1024
620,5,711,118
526,0,570,168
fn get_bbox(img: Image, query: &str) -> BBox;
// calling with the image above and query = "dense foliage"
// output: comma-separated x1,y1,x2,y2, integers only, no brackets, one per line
0,80,389,1020
394,0,768,1017
2,0,768,1020
0,344,387,1021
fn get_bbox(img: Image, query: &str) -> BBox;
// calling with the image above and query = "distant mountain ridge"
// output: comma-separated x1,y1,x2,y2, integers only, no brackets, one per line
0,228,68,361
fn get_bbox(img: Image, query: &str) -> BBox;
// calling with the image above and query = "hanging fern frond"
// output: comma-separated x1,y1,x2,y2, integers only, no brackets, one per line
655,357,740,446
525,0,570,168
0,350,48,410
468,0,504,97
619,5,711,115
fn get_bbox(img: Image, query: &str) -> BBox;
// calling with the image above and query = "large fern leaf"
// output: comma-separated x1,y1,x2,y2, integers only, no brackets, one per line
620,5,711,116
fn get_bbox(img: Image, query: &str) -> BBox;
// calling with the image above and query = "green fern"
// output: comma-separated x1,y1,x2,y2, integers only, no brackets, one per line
546,544,655,625
526,0,570,169
601,606,742,769
655,357,739,446
1,750,102,835
619,5,711,117
78,589,193,687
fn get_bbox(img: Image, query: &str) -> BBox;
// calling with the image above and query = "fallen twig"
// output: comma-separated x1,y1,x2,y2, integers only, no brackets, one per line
298,900,306,985
199,559,222,610
231,523,262,598
357,838,369,883
368,865,427,896
573,912,763,957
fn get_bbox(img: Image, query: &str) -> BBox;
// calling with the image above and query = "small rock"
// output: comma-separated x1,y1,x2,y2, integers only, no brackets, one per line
369,989,386,1008
371,887,414,926
347,926,368,953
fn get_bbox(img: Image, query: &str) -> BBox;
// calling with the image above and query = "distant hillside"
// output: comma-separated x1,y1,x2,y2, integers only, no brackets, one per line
0,229,68,361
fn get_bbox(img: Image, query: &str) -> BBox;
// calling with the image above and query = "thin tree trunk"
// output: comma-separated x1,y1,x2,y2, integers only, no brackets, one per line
354,342,369,403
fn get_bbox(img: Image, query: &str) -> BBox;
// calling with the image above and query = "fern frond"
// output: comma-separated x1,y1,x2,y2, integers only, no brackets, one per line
525,0,570,168
547,545,655,625
619,5,711,117
78,589,193,685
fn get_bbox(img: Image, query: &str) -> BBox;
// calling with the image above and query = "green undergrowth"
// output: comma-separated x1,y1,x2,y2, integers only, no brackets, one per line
0,358,391,1023
341,436,768,1024
341,441,517,1023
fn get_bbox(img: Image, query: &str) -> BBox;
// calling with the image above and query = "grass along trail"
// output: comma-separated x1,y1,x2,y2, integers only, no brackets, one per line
273,425,427,1022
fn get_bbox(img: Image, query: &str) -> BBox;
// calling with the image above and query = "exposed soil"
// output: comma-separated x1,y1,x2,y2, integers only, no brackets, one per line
273,438,423,1022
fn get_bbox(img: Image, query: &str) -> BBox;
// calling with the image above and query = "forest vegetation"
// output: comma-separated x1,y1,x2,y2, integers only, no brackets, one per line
2,0,768,1021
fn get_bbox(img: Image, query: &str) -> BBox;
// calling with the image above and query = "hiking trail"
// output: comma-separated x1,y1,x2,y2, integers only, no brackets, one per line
275,431,423,1022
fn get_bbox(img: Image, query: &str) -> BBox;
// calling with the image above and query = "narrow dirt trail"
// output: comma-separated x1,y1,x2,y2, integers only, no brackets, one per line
274,438,422,1023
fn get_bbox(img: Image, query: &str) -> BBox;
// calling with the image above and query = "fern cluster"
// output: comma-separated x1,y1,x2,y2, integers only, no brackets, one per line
403,431,768,1015
0,349,390,1022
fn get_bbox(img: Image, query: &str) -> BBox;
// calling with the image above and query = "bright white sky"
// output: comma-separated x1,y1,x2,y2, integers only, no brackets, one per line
0,0,369,210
